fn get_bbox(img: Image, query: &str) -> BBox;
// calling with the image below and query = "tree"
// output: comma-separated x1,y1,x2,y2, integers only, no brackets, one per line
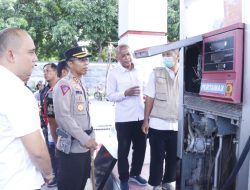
0,0,118,61
167,0,180,42
83,0,118,62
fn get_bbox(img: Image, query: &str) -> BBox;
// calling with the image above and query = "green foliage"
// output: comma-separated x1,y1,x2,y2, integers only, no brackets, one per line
0,0,118,61
167,0,180,42
83,0,118,62
101,45,116,62
0,0,179,58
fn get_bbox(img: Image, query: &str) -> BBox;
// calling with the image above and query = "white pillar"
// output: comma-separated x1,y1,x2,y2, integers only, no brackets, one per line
237,0,250,189
118,0,168,80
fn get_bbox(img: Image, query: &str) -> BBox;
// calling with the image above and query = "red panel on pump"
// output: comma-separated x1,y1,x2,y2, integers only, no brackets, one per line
200,23,244,103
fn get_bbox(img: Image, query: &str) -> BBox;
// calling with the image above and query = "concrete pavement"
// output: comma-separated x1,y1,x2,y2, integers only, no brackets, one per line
42,100,154,190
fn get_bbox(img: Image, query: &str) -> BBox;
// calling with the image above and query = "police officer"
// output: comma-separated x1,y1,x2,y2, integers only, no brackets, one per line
53,46,98,190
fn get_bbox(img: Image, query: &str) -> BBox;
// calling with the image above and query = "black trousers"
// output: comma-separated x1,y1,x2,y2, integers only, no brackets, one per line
148,128,177,186
115,120,146,182
57,150,91,190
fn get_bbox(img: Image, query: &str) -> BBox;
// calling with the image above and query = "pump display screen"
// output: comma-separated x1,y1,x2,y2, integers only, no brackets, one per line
204,37,234,71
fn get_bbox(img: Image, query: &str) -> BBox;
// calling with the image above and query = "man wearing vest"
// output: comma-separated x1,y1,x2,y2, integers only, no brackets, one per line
142,49,179,190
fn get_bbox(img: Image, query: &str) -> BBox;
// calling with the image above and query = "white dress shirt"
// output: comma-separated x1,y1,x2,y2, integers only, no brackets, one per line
144,67,178,131
106,63,144,122
0,65,44,190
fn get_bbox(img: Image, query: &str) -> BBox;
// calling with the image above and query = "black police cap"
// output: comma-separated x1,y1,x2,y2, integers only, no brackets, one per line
57,59,66,66
64,46,91,60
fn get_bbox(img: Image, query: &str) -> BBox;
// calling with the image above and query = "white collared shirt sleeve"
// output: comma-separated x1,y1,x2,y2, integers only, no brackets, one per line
144,71,155,98
106,69,126,102
106,65,144,122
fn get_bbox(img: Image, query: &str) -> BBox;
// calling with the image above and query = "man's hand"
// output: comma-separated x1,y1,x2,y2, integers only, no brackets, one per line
124,86,141,96
85,138,98,150
21,130,53,184
142,121,149,134
43,173,55,185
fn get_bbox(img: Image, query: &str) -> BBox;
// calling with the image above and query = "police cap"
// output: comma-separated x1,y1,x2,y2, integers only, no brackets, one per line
64,46,91,61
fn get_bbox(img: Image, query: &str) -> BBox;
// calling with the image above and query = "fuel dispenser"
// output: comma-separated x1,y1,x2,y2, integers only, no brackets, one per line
134,23,245,190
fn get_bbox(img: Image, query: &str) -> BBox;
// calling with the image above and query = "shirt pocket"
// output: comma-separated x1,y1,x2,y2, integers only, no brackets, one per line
155,93,168,101
117,78,132,92
73,94,87,115
156,77,168,93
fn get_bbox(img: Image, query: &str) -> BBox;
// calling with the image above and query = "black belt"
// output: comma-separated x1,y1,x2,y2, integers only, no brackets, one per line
84,127,93,135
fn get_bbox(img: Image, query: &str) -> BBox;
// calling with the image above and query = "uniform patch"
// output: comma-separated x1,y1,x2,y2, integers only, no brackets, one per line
77,103,84,111
74,85,81,90
60,85,70,96
76,90,83,94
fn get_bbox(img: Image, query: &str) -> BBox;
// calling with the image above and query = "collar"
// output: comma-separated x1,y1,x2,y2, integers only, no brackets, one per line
118,62,135,72
0,65,24,86
165,66,173,75
68,71,82,84
165,63,179,75
164,65,179,79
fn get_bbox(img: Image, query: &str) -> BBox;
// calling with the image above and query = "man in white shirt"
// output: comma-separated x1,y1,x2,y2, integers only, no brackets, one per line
106,44,147,190
0,27,53,190
142,49,179,190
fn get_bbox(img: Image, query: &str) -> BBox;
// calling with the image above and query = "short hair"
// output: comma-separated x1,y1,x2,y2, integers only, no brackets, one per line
57,60,69,78
162,49,179,57
0,27,26,56
43,62,57,71
36,81,43,90
115,44,130,57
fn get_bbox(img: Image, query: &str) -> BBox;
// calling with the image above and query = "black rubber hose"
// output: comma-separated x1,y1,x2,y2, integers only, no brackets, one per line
221,135,250,190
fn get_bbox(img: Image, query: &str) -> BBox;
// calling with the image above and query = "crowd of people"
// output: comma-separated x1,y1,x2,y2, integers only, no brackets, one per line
0,27,179,190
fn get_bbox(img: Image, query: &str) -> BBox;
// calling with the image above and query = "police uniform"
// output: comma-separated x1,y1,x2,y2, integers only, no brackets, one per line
54,72,94,153
53,46,94,190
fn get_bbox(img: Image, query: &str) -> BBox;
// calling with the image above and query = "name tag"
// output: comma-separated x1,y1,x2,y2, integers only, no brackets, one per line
76,90,83,94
